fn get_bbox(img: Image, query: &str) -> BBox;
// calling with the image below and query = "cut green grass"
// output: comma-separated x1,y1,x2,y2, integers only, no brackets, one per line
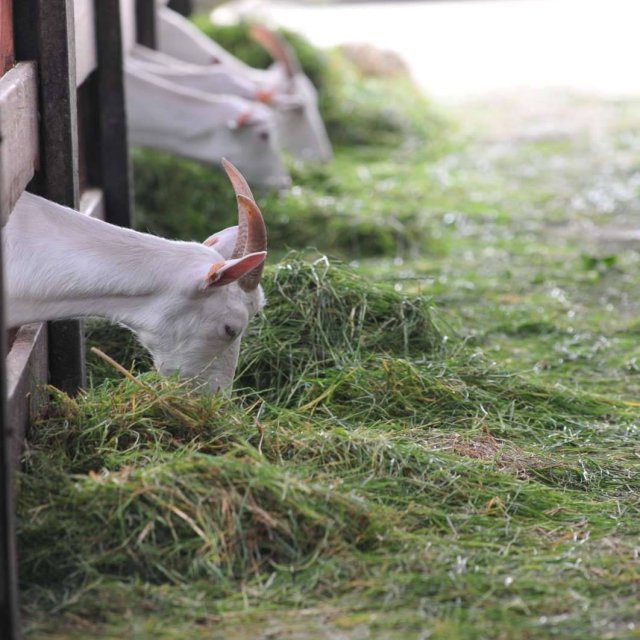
22,251,640,639
20,359,640,639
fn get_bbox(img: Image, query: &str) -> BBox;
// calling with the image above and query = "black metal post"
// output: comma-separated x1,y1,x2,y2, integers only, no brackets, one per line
95,0,133,228
35,0,86,394
136,0,157,49
167,0,193,17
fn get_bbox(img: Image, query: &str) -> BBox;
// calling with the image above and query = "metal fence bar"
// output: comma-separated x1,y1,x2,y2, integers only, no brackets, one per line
167,0,193,17
95,0,132,228
36,0,86,395
136,0,157,49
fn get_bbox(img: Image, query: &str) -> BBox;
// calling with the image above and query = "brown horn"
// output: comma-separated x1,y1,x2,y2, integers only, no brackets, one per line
221,157,255,201
221,158,256,259
249,24,300,79
237,194,267,292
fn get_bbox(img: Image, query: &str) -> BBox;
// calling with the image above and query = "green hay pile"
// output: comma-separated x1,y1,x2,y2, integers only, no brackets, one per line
236,255,444,401
86,254,444,384
24,255,637,617
21,448,377,587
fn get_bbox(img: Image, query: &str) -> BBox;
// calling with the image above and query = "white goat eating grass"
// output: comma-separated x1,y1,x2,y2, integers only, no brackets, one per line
3,160,267,392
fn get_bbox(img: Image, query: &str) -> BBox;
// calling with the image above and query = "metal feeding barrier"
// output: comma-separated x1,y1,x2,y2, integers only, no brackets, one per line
0,0,153,635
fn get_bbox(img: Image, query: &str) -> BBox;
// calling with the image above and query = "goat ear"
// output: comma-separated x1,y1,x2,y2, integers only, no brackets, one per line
203,252,266,289
203,225,238,259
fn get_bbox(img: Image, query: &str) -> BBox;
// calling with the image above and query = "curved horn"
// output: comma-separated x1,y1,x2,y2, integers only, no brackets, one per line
249,24,300,79
221,158,255,259
221,157,255,201
237,194,267,292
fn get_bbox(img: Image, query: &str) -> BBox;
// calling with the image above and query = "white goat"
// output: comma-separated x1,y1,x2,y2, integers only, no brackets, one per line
4,160,267,392
124,61,291,189
155,7,333,163
129,44,281,103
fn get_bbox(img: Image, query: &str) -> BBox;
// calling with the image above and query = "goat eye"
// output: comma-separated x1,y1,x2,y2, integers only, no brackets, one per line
224,324,239,339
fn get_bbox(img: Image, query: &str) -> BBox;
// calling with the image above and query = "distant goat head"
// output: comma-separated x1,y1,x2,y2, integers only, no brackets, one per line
125,62,291,189
250,25,333,163
134,159,268,392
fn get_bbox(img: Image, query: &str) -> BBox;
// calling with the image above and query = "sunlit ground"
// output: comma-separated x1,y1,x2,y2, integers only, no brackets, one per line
213,0,640,101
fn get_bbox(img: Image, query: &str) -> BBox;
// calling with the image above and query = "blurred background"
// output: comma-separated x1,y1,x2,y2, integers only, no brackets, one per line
207,0,640,101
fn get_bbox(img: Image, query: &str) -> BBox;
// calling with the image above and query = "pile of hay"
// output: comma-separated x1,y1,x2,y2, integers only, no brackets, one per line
21,255,624,602
236,255,444,402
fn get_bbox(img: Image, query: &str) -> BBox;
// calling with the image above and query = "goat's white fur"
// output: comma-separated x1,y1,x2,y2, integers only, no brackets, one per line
155,6,333,163
4,192,266,392
124,60,291,189
130,44,304,110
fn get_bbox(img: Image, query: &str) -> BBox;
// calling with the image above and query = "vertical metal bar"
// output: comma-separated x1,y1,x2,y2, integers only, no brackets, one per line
36,0,79,206
94,0,132,228
0,239,20,640
136,0,157,49
167,0,193,17
35,0,86,394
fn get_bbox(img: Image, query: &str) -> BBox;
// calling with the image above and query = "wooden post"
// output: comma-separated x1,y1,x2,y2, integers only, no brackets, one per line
94,0,132,228
136,0,157,49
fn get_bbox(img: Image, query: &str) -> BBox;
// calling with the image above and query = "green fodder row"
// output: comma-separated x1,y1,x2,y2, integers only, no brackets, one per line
132,149,438,256
236,255,444,401
19,447,377,587
23,262,640,636
19,368,637,598
86,254,626,437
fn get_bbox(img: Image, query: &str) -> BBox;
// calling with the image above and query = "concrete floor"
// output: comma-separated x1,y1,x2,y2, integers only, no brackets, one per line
211,0,640,102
